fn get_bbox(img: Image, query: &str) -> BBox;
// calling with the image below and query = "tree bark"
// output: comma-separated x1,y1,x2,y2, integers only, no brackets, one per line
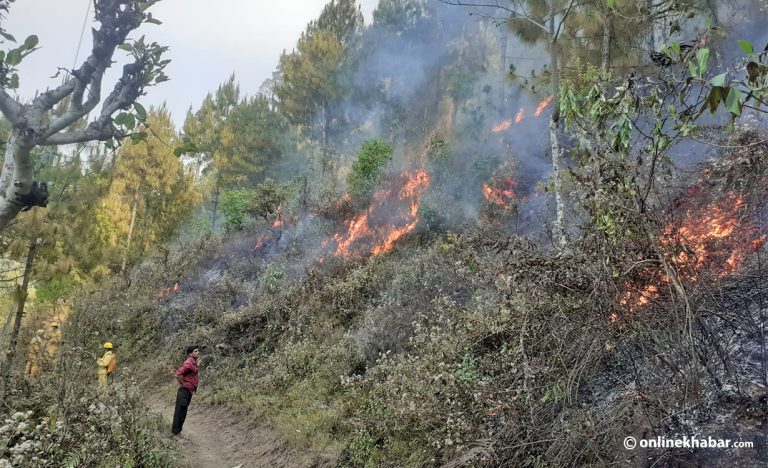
548,3,566,249
499,28,509,116
0,135,35,230
121,187,140,273
210,181,220,232
0,240,37,397
602,11,613,71
0,1,168,231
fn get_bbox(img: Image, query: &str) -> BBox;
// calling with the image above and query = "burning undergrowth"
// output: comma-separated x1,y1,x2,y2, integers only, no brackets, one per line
331,168,430,257
618,130,768,315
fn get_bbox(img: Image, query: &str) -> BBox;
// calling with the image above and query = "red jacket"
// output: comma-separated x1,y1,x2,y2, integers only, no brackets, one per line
175,356,199,393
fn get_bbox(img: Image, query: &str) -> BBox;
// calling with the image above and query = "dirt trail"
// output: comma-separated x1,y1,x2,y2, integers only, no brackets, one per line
150,395,326,468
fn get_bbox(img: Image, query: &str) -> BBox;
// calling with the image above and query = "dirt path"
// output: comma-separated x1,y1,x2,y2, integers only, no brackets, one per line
150,395,327,468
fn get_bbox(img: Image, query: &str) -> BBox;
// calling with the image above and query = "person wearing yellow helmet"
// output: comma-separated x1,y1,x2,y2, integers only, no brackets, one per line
25,329,45,377
97,342,116,386
44,321,62,368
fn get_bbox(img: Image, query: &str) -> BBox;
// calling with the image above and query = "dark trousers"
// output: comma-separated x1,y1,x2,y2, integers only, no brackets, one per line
172,387,192,434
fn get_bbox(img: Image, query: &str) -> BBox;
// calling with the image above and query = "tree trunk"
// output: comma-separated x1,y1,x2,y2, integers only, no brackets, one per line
322,100,331,173
120,187,140,273
0,240,37,397
0,135,35,230
602,11,613,70
548,5,566,249
499,28,509,116
210,181,220,232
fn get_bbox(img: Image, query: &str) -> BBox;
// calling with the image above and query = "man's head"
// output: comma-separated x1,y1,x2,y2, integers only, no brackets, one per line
186,345,200,359
50,321,59,328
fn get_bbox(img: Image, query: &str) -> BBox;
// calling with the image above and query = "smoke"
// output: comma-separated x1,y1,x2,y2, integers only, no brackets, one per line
223,0,768,268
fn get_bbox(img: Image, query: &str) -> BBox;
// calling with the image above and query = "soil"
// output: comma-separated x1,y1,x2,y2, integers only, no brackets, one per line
149,395,331,468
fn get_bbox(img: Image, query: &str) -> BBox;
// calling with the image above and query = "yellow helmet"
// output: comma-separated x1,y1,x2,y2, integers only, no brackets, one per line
103,342,113,349
50,321,59,328
36,329,45,336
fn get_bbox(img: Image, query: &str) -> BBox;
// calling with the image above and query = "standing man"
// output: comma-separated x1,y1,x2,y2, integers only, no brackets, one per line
97,342,116,387
172,345,200,435
25,329,45,377
44,321,62,369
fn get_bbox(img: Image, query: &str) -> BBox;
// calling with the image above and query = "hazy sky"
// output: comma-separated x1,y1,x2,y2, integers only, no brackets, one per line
4,0,379,127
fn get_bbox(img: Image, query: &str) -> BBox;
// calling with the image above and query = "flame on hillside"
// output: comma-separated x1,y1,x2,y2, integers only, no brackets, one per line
534,96,553,117
482,177,519,209
515,108,524,124
156,281,180,299
332,169,430,257
620,191,764,311
492,120,511,133
491,98,552,133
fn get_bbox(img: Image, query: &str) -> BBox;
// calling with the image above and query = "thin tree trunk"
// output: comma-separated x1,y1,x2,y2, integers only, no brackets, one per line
549,3,566,249
121,187,139,273
602,11,613,70
499,28,509,116
322,101,330,173
0,240,37,397
210,181,220,232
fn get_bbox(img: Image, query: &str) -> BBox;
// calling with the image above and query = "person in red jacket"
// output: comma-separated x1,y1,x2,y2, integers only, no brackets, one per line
172,345,200,435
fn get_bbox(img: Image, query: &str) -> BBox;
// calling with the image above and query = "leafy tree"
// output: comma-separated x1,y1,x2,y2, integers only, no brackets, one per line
184,76,289,230
248,178,292,221
215,95,290,187
0,0,169,230
276,1,363,161
348,139,393,204
220,190,252,232
372,0,430,35
96,105,197,272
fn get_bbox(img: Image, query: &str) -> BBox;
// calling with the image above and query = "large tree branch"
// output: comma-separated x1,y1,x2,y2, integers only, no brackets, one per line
35,1,145,140
0,89,22,125
41,115,132,146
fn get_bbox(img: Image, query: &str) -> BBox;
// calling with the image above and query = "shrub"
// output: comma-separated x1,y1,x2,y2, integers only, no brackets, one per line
348,139,393,204
221,190,253,232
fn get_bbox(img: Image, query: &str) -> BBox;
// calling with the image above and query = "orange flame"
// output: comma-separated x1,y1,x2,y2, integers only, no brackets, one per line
515,108,524,124
334,212,371,257
492,120,512,133
620,191,764,312
253,232,271,251
482,178,519,209
156,282,180,299
534,96,553,117
332,169,431,257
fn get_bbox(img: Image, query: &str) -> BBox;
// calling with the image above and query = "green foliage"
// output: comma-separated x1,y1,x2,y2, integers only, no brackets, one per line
0,379,175,467
347,139,393,202
264,263,287,293
34,274,81,304
221,190,253,232
248,179,292,220
446,70,478,103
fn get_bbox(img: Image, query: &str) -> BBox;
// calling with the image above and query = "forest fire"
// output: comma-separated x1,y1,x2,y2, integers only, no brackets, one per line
481,177,519,209
492,100,550,132
534,96,553,117
156,281,180,299
515,108,524,124
620,191,764,311
332,169,430,257
492,120,512,133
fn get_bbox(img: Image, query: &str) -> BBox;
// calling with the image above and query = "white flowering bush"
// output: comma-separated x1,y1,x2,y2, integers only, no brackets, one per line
0,379,175,467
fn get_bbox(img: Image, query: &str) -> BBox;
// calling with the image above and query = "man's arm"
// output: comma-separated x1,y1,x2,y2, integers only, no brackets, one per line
175,360,190,385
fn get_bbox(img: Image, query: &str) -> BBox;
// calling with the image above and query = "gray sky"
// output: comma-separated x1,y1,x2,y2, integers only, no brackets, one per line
4,0,379,127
